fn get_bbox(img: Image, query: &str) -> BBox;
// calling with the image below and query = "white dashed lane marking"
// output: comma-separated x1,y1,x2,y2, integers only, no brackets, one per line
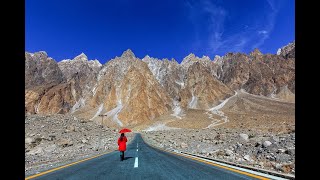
134,157,138,168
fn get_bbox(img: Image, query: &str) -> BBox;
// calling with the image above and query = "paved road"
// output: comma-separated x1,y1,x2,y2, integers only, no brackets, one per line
28,133,265,180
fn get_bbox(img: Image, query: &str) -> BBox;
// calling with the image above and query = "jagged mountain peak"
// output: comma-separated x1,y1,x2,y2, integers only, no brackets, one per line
143,54,178,65
90,59,102,66
27,51,48,60
35,51,48,56
73,52,88,61
142,55,154,62
201,55,210,61
250,48,262,57
181,53,197,65
121,49,136,59
181,53,212,70
25,51,64,89
277,41,295,58
171,58,177,63
144,55,151,59
185,53,196,59
213,55,221,60
182,53,212,62
213,55,224,65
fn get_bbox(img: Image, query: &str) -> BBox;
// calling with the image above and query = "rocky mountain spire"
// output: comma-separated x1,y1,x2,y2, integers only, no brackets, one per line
181,53,196,63
73,53,88,61
277,41,295,58
25,51,65,89
250,48,262,57
121,49,136,59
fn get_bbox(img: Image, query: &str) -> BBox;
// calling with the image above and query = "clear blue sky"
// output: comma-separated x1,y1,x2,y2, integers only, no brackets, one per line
26,0,295,64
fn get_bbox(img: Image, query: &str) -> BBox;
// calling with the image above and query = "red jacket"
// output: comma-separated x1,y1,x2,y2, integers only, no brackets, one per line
118,136,127,151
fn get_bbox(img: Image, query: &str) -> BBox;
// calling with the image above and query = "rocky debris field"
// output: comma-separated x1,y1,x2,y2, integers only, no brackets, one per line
25,114,134,176
141,128,295,175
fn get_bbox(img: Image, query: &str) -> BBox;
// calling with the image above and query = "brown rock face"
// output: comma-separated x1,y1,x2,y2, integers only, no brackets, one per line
25,52,99,116
214,53,251,90
116,67,171,125
25,51,67,115
25,84,55,115
214,42,295,99
57,53,102,105
36,79,82,114
25,52,65,89
80,49,172,127
180,62,234,109
243,53,295,96
26,79,82,115
142,53,233,110
142,55,183,100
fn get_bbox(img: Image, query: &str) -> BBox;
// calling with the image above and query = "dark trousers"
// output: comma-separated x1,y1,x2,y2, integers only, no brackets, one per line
120,151,124,161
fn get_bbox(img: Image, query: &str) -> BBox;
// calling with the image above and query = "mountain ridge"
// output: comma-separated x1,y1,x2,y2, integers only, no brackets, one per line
25,42,295,127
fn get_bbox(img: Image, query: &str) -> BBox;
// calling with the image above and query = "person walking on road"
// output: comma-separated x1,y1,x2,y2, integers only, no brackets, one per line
118,133,127,161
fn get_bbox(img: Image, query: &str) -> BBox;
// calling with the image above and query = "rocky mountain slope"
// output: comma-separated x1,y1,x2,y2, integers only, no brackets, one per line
212,48,295,101
73,49,172,127
25,52,101,115
277,41,295,58
25,42,295,127
25,51,65,89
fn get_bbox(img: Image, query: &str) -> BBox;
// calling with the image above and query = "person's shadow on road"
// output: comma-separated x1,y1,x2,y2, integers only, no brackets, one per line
124,157,133,160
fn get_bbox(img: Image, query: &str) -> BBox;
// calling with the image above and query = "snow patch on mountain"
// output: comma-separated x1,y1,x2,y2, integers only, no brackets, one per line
175,81,185,88
90,104,104,120
142,55,167,84
206,91,237,128
188,94,198,109
71,98,85,113
277,48,282,55
171,100,184,119
105,102,123,127
35,102,40,114
208,91,237,111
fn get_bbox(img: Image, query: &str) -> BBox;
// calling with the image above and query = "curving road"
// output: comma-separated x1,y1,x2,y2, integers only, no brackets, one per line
26,134,271,180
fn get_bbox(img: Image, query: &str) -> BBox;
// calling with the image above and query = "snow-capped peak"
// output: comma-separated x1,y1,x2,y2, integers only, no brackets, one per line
201,55,210,61
73,53,88,61
142,55,152,62
277,48,282,55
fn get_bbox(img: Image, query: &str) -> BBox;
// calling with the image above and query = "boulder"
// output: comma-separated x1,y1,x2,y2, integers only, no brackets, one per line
263,141,272,148
285,148,295,156
239,134,249,142
57,139,73,147
225,149,233,156
25,137,35,144
44,144,57,153
26,147,43,155
277,149,286,153
243,155,252,161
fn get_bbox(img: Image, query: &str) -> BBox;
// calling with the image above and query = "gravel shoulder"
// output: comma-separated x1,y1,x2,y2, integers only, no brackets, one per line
141,128,295,175
25,114,134,176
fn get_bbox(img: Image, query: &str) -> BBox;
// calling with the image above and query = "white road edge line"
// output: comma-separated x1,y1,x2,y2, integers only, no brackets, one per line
180,153,288,180
134,157,138,168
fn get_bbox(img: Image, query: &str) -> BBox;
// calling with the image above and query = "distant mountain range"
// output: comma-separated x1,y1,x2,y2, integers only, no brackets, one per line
25,42,295,127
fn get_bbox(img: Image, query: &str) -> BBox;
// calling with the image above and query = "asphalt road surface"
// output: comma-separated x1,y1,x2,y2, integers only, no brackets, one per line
27,133,267,180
